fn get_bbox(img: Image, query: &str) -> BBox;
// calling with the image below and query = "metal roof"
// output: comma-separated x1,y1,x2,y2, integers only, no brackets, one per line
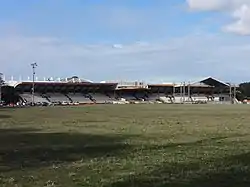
3,80,118,88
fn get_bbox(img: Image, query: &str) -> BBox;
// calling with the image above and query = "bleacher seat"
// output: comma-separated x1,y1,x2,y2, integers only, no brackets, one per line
20,93,50,104
89,93,115,103
46,93,70,103
159,96,172,103
145,93,159,102
173,96,183,103
67,93,93,104
192,95,208,102
120,93,137,101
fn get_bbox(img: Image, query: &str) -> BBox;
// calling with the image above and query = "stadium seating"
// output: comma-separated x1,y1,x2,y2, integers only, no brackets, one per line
106,93,120,101
173,96,184,103
89,93,115,104
211,95,233,104
67,93,93,104
192,96,208,102
145,93,160,103
20,93,50,104
120,93,137,101
159,96,173,103
46,93,70,103
134,93,147,101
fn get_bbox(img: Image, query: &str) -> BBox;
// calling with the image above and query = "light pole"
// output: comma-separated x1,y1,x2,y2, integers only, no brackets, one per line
31,62,38,106
229,83,232,104
233,84,237,104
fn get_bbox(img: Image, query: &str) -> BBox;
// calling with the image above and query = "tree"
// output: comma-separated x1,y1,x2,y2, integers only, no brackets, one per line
0,73,4,102
237,82,250,101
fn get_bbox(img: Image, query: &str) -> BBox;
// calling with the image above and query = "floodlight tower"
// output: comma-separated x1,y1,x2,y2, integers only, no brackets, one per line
31,62,38,106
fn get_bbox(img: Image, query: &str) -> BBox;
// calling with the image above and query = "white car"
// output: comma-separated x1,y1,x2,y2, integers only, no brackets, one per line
61,101,68,105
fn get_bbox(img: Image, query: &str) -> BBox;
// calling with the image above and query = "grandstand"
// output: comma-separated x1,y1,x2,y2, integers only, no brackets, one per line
1,76,238,105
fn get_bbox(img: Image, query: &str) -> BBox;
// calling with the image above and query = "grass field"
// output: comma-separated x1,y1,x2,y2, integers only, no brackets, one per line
0,104,250,187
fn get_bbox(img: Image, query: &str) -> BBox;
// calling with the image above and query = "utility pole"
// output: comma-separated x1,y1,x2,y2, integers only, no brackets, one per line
31,62,38,106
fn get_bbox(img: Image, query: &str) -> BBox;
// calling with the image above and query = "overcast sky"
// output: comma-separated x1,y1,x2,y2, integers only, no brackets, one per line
1,0,250,83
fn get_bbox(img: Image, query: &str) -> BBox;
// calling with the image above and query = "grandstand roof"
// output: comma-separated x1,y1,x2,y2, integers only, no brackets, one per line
115,87,149,91
198,77,230,87
188,82,213,88
148,84,174,87
3,76,233,91
4,81,118,90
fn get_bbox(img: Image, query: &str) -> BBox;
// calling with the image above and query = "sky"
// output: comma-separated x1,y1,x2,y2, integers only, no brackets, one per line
1,0,250,83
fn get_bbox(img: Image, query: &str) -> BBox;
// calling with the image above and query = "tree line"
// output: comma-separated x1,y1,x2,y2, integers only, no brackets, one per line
237,82,250,101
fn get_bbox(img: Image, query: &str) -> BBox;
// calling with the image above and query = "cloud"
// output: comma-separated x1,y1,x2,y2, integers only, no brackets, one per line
1,33,250,83
224,4,250,35
186,0,250,35
187,0,229,11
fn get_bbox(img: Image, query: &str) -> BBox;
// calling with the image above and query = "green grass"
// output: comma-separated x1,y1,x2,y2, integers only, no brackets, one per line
0,104,250,186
